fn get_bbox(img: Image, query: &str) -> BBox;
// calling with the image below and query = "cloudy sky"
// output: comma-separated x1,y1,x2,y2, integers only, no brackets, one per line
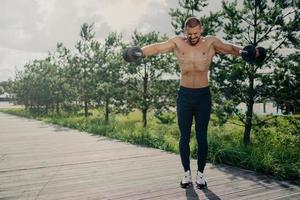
0,0,224,82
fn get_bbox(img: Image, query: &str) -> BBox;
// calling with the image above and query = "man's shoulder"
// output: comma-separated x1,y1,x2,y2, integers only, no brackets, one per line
203,36,223,46
167,36,185,48
169,36,185,42
203,35,219,41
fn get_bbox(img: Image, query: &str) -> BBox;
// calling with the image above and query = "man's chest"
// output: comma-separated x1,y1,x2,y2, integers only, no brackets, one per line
175,40,215,63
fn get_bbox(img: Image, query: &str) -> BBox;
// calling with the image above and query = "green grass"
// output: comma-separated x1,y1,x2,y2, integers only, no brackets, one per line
1,108,299,185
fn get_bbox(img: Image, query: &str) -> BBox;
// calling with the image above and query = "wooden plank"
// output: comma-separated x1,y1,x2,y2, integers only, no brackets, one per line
230,185,300,200
272,192,300,200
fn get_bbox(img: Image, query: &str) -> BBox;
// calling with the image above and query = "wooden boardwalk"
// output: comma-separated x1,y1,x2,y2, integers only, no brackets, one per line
0,112,299,200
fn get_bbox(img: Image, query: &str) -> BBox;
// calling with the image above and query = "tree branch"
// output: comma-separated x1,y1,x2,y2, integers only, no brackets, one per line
233,109,246,125
227,120,245,127
256,25,278,44
264,38,287,62
247,26,252,44
282,8,299,19
256,8,298,45
240,16,255,26
253,115,278,127
243,34,252,44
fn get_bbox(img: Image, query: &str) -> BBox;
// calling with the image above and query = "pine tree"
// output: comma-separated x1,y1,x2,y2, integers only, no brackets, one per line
127,31,179,127
212,0,299,145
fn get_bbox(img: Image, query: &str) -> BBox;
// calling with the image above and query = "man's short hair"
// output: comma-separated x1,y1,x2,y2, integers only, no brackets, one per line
184,17,202,29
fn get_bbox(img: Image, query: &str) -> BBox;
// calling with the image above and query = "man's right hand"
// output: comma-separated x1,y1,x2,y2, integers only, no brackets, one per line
240,44,256,63
123,47,143,62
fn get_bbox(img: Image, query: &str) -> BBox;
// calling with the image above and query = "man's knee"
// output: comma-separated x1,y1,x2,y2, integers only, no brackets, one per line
179,134,191,144
196,133,207,144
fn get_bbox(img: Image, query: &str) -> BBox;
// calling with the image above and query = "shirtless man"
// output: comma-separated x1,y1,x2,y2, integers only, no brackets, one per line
123,17,265,189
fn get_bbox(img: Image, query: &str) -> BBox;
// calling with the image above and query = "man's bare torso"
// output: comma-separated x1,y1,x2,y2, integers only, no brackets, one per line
141,33,240,88
171,36,216,88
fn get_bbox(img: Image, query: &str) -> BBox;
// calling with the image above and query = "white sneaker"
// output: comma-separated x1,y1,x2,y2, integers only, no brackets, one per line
196,171,207,189
180,170,192,188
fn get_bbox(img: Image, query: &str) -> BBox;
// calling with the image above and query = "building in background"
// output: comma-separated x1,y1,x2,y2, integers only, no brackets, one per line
237,102,282,115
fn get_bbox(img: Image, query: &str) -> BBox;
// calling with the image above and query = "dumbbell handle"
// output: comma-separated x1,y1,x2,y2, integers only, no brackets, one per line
134,52,143,57
240,49,259,57
239,49,248,54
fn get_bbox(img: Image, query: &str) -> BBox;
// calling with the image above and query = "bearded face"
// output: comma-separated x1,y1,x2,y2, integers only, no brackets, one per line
185,25,202,46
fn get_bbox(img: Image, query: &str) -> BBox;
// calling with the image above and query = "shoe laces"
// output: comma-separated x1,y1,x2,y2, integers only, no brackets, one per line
182,170,191,182
196,171,206,184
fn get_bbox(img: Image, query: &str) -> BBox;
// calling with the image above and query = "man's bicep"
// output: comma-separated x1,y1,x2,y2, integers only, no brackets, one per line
156,40,176,53
213,38,233,54
213,38,241,56
141,40,175,56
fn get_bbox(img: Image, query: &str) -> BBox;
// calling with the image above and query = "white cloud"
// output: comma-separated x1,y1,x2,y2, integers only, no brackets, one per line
0,0,174,81
99,0,166,32
0,0,222,82
0,47,46,81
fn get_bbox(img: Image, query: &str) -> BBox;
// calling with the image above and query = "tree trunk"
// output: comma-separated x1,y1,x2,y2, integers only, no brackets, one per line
142,68,148,128
142,108,147,128
45,105,49,115
105,96,109,124
243,101,253,146
56,102,60,114
84,101,88,117
243,2,258,146
243,74,255,146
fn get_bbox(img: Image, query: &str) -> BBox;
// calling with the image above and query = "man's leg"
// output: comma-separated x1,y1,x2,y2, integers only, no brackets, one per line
194,92,211,173
194,91,211,189
177,94,193,172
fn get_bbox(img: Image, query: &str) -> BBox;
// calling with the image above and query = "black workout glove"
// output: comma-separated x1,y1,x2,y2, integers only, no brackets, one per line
123,47,143,62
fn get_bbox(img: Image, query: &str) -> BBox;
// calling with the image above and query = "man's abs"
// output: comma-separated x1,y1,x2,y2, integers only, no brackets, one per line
180,70,209,88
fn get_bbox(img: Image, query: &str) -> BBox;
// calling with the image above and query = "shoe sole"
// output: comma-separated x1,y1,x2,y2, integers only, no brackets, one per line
196,182,207,189
180,181,193,188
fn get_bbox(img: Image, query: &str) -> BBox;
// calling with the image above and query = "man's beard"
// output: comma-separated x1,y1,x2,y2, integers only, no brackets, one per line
188,37,200,46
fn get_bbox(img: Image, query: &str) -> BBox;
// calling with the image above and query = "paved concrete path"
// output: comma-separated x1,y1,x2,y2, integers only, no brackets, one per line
0,112,299,200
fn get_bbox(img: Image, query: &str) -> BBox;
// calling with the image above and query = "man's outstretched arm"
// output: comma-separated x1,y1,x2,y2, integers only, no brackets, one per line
212,37,242,56
123,39,176,62
212,37,267,63
141,39,176,56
